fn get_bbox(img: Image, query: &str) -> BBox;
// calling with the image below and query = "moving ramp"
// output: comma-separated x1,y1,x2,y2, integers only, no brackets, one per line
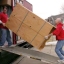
12,56,49,64
1,46,59,64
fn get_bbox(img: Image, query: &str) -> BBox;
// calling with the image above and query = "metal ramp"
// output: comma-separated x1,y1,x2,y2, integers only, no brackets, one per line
12,57,49,64
1,47,59,64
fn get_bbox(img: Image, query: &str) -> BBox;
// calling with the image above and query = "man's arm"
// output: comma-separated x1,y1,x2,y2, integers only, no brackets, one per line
52,26,61,36
45,26,61,39
45,33,53,39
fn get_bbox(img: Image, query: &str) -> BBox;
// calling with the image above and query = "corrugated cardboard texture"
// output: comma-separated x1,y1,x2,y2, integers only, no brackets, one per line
6,3,55,50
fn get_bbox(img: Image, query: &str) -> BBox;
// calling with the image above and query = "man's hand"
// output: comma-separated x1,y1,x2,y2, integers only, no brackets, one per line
45,33,53,39
45,35,49,39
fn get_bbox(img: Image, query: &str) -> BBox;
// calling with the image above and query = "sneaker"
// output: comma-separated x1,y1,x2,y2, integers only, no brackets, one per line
58,59,64,63
0,46,6,48
9,45,16,47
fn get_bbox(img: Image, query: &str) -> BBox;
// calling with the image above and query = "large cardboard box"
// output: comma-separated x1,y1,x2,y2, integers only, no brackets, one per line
0,0,11,6
6,3,55,50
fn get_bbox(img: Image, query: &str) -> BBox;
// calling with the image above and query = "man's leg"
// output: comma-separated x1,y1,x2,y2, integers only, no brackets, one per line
6,29,12,46
59,40,64,55
0,29,2,41
0,29,7,46
55,40,64,60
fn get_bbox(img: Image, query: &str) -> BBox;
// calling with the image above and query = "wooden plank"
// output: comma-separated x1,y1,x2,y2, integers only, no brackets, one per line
6,3,29,33
23,12,45,32
0,0,11,6
6,16,21,33
17,23,37,43
10,3,29,22
31,34,45,49
39,22,54,37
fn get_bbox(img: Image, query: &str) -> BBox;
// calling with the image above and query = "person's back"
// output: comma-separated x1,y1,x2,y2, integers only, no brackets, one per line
60,24,64,39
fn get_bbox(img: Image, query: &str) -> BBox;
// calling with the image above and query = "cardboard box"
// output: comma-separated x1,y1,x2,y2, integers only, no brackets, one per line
0,0,11,6
6,3,55,50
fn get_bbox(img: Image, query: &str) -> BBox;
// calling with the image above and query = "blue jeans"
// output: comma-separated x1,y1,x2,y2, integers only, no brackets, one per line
0,29,12,46
55,40,64,60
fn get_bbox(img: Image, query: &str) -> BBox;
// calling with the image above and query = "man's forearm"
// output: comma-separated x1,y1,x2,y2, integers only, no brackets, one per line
45,33,53,39
49,33,53,37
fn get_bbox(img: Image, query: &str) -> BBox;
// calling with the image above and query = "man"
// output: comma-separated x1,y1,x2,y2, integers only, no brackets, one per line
0,6,15,47
45,18,64,63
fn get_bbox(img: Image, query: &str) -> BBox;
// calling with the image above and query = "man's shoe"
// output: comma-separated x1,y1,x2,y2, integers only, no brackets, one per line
0,46,6,48
9,45,16,47
58,59,64,63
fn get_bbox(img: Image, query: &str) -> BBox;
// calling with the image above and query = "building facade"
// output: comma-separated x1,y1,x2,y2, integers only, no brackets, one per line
46,13,64,25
